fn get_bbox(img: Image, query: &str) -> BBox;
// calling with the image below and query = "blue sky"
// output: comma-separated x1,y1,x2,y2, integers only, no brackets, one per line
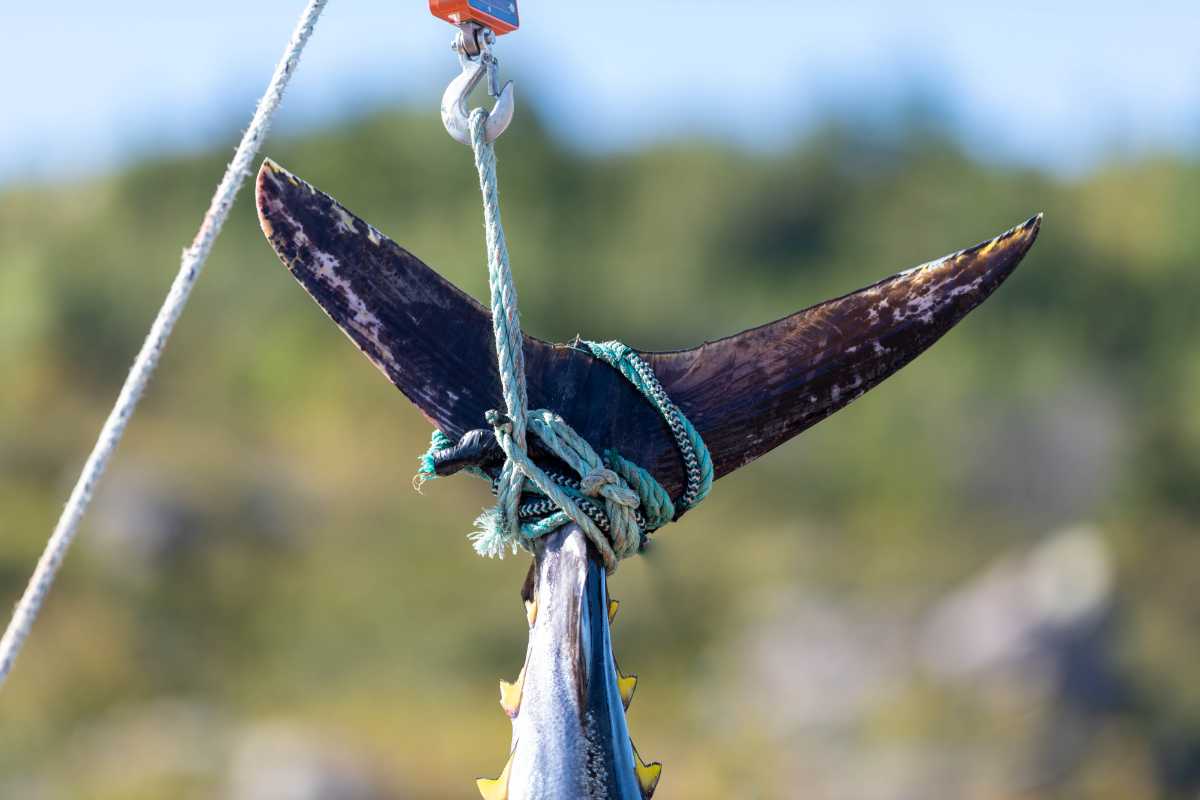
1,1,1197,185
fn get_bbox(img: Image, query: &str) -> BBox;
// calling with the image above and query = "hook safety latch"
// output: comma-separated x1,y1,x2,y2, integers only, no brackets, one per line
438,20,516,146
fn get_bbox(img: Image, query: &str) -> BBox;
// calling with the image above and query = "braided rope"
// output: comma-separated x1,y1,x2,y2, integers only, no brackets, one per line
0,0,330,690
584,341,714,511
426,108,710,573
468,108,530,554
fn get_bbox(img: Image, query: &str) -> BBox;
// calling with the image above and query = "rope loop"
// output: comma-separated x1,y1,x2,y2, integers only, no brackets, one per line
420,108,713,574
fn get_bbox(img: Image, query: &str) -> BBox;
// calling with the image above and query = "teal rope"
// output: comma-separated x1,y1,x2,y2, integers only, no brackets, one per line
415,429,488,486
604,449,675,530
490,408,640,567
417,108,711,572
418,429,456,481
583,340,714,511
469,109,528,556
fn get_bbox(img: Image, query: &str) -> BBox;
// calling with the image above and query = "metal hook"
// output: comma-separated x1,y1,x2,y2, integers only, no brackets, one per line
441,26,515,146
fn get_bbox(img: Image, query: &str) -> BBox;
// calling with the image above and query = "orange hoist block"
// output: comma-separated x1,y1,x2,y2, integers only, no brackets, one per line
430,0,519,35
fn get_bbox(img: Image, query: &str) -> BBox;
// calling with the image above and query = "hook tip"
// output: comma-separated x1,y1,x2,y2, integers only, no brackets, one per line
485,82,516,143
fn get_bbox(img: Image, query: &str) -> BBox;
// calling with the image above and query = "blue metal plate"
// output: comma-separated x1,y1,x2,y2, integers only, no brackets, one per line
468,0,519,29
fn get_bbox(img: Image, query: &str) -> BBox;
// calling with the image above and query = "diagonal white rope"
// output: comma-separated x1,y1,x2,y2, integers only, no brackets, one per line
0,0,330,689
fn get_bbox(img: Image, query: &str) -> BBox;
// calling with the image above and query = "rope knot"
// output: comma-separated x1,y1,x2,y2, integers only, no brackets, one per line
580,467,618,496
422,113,712,574
581,468,641,509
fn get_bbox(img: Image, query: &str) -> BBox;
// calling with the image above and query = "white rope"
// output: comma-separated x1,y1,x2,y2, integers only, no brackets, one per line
0,0,330,688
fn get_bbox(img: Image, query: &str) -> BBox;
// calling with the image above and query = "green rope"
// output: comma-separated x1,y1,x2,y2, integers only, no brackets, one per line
418,429,456,481
583,340,713,510
417,108,711,573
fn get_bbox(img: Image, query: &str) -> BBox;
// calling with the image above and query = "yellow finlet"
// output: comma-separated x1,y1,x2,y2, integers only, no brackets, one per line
632,743,663,799
617,670,638,710
608,599,619,624
500,668,526,718
476,749,515,800
525,599,538,627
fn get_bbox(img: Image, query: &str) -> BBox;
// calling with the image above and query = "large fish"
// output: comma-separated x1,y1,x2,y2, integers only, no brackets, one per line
256,158,1040,798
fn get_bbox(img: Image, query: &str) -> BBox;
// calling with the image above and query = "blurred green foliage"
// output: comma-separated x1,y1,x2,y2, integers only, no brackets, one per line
0,107,1197,798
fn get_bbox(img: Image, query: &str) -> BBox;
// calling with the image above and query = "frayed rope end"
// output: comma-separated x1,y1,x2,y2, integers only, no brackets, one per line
413,429,456,493
413,453,438,493
469,507,520,559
